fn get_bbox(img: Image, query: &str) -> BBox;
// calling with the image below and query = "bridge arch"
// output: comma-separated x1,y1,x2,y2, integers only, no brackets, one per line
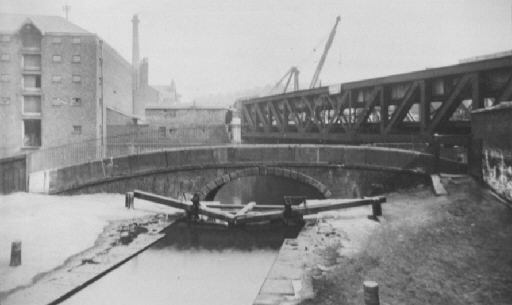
199,166,332,201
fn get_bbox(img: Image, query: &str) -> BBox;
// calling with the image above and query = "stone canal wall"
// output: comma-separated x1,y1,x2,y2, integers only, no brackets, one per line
29,144,465,197
472,104,512,202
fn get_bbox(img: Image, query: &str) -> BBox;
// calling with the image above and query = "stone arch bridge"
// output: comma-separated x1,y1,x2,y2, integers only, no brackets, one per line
31,144,464,199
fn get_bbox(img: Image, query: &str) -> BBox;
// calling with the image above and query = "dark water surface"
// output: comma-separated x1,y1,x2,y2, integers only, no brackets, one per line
215,175,324,205
63,176,309,305
62,221,302,305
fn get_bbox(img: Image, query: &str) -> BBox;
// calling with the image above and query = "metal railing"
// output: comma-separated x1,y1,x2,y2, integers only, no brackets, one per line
29,124,229,172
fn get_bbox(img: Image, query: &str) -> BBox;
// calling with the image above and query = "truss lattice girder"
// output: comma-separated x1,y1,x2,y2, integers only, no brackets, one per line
239,55,512,143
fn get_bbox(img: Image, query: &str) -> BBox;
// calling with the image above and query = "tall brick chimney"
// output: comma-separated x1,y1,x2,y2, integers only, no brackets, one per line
132,14,140,115
139,57,149,88
132,15,140,75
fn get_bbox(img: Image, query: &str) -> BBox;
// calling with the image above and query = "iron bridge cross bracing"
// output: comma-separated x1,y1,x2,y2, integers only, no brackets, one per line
239,55,512,145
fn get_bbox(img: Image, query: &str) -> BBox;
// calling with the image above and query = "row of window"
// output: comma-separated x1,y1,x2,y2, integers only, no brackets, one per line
0,96,83,112
53,54,81,63
52,75,82,83
0,34,82,44
0,74,82,84
0,53,81,66
51,37,81,44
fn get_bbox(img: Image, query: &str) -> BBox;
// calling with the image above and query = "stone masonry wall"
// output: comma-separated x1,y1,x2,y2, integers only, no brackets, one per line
42,145,445,196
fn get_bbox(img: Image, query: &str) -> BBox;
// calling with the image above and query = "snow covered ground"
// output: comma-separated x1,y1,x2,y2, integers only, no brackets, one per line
0,192,178,294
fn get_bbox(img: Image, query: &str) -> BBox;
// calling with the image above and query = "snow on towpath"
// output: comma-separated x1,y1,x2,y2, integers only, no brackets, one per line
0,192,177,294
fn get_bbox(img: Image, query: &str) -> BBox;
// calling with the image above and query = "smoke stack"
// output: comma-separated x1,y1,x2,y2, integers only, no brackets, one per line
132,14,140,115
140,57,149,88
132,15,140,70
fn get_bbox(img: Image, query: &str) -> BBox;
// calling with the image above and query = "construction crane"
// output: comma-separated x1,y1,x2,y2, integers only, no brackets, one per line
309,16,341,89
272,66,300,93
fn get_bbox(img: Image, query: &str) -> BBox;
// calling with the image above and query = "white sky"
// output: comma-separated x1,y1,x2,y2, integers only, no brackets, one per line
1,0,511,103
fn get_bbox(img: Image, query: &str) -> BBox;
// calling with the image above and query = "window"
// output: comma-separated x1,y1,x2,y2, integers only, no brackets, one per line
0,53,10,61
23,75,41,90
72,125,82,135
72,55,81,63
52,75,62,83
52,37,62,44
71,97,82,106
0,74,9,82
72,75,81,83
52,55,62,62
0,97,10,105
0,35,11,42
23,119,41,147
158,126,166,137
52,97,67,106
72,37,81,44
23,96,42,114
23,54,41,70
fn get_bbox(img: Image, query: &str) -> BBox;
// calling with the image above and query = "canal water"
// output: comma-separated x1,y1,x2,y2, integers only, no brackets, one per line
215,175,324,204
62,176,318,305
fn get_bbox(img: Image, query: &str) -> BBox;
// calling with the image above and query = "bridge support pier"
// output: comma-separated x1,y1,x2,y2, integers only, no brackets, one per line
230,117,241,144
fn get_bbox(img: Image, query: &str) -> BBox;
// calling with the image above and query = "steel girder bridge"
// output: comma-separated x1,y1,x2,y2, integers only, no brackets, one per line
239,55,512,146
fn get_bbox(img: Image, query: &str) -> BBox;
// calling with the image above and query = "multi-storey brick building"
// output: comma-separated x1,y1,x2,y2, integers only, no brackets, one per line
0,14,137,157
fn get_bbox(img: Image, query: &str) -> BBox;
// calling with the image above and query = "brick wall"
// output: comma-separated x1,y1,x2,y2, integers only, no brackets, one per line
0,34,22,157
145,108,228,127
106,107,137,125
41,34,99,147
101,42,133,115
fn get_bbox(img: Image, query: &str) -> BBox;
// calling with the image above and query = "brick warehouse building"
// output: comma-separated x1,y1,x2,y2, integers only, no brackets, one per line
0,14,139,158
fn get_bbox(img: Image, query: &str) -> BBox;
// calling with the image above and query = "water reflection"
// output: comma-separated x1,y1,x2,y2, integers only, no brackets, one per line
62,221,302,305
215,175,324,205
157,220,302,249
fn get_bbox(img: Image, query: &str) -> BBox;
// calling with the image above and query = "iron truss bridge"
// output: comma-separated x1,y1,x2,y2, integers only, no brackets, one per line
239,54,512,146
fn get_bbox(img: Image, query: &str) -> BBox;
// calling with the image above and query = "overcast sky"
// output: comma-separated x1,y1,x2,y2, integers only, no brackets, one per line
1,0,511,103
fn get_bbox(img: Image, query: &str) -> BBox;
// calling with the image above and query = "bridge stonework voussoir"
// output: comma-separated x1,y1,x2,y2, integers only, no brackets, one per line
206,181,217,191
229,170,241,180
221,174,231,184
295,173,307,184
281,168,292,178
273,168,284,176
214,177,225,187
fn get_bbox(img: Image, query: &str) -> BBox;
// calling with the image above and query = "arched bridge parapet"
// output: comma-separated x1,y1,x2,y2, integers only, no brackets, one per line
199,166,332,200
30,144,466,196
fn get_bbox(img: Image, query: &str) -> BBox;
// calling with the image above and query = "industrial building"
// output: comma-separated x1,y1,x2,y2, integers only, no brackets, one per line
0,14,139,157
0,13,181,158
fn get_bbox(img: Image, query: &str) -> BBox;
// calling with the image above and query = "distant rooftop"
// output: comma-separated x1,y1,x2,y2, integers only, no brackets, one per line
459,50,512,64
0,13,91,35
146,103,227,110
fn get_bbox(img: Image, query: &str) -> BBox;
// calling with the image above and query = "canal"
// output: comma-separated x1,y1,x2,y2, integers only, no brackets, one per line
62,176,319,305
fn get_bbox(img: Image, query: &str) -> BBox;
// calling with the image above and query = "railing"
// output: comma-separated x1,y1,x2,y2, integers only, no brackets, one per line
29,124,229,173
